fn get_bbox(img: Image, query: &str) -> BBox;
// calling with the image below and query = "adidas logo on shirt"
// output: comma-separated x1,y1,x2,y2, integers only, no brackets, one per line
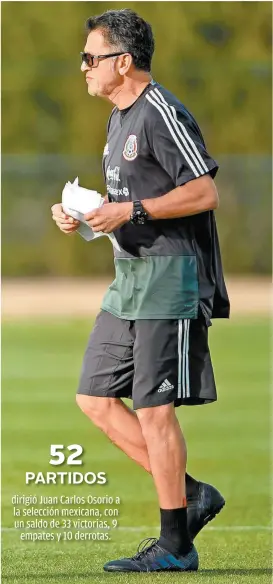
158,379,174,392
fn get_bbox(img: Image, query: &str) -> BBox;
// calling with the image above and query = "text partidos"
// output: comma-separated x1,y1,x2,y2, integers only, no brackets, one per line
25,472,107,485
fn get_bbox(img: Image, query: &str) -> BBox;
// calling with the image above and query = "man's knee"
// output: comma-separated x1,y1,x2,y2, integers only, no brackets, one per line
136,403,175,433
76,394,118,430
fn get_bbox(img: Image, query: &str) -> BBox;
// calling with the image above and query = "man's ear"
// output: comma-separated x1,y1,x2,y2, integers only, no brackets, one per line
119,53,133,75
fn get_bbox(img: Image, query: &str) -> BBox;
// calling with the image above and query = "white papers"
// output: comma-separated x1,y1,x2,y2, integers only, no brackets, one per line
62,178,120,250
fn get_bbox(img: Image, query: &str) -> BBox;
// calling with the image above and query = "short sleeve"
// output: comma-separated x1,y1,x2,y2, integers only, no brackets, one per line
145,92,218,187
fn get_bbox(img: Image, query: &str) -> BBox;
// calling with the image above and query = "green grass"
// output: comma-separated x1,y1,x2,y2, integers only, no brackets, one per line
1,316,271,583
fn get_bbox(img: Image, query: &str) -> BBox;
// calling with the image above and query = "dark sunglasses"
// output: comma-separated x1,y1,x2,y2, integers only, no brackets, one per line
80,51,125,68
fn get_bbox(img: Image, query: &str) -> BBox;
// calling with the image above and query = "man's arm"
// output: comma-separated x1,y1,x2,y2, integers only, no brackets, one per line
84,174,219,233
141,174,219,220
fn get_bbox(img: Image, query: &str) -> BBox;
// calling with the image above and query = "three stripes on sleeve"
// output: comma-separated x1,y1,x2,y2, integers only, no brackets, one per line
146,87,209,178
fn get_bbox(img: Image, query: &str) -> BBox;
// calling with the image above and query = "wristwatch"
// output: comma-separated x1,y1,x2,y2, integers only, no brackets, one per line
130,200,148,225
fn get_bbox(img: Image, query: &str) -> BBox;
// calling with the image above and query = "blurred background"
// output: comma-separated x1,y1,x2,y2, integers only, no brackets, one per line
2,1,272,280
1,4,271,579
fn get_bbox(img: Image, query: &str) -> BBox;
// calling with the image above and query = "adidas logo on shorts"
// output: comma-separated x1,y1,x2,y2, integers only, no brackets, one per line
158,379,174,392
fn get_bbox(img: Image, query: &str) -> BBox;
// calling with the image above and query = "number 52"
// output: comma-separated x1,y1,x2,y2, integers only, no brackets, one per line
49,444,83,466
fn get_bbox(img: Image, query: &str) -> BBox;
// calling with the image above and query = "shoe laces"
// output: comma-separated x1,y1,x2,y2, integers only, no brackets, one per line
132,537,159,561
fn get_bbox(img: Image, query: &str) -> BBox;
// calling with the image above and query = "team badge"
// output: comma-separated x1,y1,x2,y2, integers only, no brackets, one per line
123,134,138,161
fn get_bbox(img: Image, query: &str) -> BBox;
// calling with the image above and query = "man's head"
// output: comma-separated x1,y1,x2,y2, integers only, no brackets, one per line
81,9,154,98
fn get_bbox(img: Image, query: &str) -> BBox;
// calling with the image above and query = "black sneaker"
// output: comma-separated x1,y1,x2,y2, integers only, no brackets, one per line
187,481,225,540
103,537,198,572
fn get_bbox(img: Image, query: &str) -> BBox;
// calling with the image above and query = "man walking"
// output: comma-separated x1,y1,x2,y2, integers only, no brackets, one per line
51,9,229,572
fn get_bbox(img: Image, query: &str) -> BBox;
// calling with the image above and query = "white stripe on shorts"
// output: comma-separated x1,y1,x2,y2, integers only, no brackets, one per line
178,319,190,399
184,320,190,398
177,320,183,398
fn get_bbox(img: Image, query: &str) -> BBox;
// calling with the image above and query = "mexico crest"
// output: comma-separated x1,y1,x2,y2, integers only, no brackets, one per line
123,134,138,161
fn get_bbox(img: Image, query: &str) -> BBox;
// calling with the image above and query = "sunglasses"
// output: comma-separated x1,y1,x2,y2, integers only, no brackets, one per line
80,51,125,68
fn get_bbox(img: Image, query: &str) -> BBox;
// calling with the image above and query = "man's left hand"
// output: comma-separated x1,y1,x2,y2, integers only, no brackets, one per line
84,202,133,233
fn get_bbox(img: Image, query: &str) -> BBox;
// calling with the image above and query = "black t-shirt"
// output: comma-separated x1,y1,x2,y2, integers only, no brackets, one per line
101,80,229,321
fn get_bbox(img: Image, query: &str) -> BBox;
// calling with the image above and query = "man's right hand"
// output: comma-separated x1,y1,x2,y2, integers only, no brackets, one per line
51,203,80,234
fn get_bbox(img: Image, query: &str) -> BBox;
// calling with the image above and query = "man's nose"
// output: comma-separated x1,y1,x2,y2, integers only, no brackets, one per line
81,61,89,73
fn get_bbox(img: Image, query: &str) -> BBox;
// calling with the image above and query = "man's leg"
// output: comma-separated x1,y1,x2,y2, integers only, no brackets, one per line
76,394,151,470
77,311,224,549
77,394,193,562
136,403,186,508
76,393,198,496
136,403,191,555
103,398,199,573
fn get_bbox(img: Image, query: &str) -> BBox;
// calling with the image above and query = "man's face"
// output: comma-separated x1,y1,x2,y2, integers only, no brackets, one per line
81,29,122,97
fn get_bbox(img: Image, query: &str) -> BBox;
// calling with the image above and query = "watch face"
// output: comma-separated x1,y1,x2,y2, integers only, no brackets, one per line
136,214,145,225
130,201,148,225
